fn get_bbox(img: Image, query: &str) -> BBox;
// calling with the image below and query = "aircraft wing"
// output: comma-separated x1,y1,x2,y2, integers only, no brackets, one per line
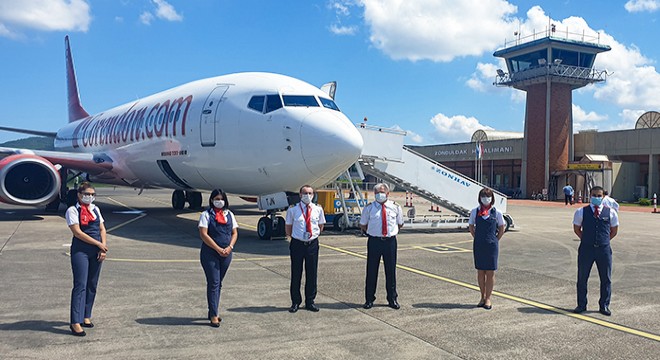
0,147,113,175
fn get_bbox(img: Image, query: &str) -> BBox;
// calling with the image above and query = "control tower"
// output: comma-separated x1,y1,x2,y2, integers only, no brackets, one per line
494,29,610,197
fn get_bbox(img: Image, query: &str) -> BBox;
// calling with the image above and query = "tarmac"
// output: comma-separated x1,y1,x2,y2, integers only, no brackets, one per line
0,188,658,359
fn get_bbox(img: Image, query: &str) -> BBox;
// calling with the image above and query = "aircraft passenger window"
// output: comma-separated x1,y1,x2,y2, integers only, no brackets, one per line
265,94,283,113
319,97,340,111
248,96,265,112
282,95,319,107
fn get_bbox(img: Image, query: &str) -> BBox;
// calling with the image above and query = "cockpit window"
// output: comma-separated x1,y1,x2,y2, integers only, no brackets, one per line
319,97,340,111
282,95,319,107
248,96,265,112
265,94,283,113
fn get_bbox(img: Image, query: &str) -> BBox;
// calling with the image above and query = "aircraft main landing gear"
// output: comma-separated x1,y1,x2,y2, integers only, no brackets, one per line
257,212,286,240
171,190,203,210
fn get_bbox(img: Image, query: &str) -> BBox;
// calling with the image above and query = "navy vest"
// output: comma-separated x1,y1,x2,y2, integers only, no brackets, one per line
581,205,611,247
72,206,101,250
475,208,498,243
205,208,233,248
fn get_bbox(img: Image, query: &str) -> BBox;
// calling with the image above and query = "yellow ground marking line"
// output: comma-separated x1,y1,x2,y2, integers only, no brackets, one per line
319,242,660,343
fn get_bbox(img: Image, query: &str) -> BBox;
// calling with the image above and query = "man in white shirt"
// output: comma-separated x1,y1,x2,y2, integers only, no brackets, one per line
285,185,326,313
359,183,404,310
572,186,619,316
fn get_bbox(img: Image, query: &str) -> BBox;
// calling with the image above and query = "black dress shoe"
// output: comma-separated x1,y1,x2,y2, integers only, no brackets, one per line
599,306,611,316
573,306,586,314
69,325,86,337
388,300,400,310
363,302,373,309
305,303,320,312
483,304,492,310
82,322,94,328
288,304,299,313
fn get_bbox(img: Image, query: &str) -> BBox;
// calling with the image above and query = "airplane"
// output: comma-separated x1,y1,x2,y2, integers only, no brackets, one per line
0,36,364,239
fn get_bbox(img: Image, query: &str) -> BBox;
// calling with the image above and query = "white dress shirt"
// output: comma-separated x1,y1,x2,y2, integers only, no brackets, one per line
468,206,506,227
66,203,104,226
573,204,619,227
359,200,404,237
286,202,326,240
198,209,239,229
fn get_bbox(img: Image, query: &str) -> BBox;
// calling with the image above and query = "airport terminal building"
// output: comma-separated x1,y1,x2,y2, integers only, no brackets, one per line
408,117,660,202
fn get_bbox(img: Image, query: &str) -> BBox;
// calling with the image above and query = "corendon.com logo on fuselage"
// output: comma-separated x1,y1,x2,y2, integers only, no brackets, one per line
72,95,193,148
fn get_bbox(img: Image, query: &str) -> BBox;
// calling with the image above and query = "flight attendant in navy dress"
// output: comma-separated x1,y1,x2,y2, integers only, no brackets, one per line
468,188,505,310
198,189,238,327
66,182,108,336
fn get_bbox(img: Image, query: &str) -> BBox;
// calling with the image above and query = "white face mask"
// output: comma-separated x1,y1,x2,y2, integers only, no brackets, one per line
81,195,95,205
213,200,225,209
301,194,313,204
480,197,492,205
375,193,388,203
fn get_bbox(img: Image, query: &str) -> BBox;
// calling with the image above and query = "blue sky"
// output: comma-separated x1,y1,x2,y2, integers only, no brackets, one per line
1,0,660,145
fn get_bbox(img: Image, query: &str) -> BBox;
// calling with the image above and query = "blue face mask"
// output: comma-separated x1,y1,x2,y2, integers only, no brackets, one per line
590,196,603,206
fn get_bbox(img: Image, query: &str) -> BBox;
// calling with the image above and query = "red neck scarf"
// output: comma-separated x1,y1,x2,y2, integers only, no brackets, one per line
214,207,227,224
477,204,492,217
79,203,93,226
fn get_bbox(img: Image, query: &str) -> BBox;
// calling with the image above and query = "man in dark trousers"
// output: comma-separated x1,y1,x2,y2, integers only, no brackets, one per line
572,186,619,316
360,183,404,310
285,185,325,313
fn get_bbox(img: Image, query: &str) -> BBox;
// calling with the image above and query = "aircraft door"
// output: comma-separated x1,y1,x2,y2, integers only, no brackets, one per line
200,85,229,147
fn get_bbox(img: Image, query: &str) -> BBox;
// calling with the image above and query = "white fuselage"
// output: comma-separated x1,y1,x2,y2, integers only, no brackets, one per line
54,72,363,195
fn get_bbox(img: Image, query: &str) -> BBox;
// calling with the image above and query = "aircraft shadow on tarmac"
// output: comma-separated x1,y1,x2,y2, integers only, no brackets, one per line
227,302,364,313
96,201,293,256
0,320,71,335
0,208,46,222
412,303,478,310
134,317,211,326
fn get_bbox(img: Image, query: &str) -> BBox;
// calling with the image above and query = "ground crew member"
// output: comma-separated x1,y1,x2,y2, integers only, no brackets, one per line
563,183,574,205
198,189,238,327
469,188,506,310
360,183,404,310
573,186,619,316
66,182,107,337
285,185,325,313
602,190,620,212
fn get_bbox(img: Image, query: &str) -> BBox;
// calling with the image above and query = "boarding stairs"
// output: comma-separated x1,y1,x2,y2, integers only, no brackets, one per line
355,125,513,230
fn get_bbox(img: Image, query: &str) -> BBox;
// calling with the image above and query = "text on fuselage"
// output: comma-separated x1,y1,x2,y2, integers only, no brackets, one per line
72,95,193,148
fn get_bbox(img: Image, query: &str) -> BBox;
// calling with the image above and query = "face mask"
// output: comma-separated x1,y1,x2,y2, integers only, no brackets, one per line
213,200,225,208
301,194,313,204
590,196,602,206
480,197,492,205
81,195,95,205
375,193,387,203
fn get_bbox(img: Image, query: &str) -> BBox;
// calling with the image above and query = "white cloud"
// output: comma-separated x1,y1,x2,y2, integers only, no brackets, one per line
0,0,91,37
153,0,182,22
115,16,124,23
360,0,517,62
139,11,154,25
625,0,660,12
572,104,607,123
604,109,647,130
330,24,358,35
392,125,424,144
466,62,501,92
328,1,359,36
430,113,493,143
140,0,182,25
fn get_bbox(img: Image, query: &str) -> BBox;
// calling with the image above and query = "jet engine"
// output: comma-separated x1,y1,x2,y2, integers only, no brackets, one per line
0,154,61,206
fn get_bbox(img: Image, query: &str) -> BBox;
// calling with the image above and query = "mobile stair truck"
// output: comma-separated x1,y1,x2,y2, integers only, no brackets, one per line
333,125,514,231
